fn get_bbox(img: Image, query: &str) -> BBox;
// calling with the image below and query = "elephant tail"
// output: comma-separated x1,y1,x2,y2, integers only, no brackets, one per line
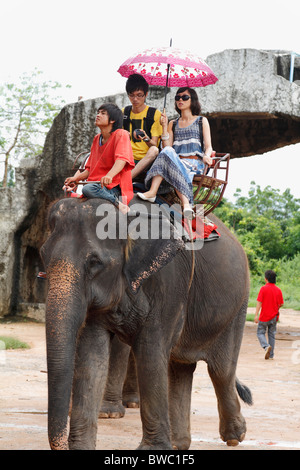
236,378,253,405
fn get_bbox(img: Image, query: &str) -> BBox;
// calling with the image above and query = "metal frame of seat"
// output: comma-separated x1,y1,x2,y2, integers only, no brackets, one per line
193,153,230,216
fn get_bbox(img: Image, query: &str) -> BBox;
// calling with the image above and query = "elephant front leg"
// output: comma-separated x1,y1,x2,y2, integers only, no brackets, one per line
168,360,196,450
134,347,173,450
122,350,139,408
68,322,111,450
99,335,131,419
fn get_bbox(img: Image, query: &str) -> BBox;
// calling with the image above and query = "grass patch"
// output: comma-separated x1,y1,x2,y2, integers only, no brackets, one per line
246,313,255,322
0,336,30,350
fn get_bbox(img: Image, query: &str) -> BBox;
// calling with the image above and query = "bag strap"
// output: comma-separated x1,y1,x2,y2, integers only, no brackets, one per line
143,106,156,139
123,105,132,132
123,105,157,140
198,116,203,150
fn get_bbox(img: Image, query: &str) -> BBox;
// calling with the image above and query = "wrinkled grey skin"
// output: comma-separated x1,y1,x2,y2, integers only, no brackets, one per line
99,342,139,418
41,197,252,450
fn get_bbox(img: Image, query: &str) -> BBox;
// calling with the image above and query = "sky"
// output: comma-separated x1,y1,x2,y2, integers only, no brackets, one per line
1,0,299,201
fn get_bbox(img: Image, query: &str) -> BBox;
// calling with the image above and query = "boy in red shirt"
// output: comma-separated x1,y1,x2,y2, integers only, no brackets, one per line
64,103,134,213
254,270,284,359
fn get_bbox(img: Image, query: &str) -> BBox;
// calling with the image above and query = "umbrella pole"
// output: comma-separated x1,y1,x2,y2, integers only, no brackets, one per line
163,64,170,110
163,38,172,110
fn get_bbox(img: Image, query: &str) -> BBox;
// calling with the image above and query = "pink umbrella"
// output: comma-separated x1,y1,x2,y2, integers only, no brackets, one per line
117,43,218,108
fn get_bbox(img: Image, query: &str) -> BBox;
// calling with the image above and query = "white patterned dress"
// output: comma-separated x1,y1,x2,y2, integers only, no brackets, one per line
145,116,205,204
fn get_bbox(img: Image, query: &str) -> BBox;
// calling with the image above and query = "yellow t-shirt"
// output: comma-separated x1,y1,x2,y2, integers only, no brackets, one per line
123,106,162,161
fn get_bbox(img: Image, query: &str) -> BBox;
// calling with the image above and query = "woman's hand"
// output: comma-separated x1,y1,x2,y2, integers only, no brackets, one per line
160,111,168,129
203,154,213,166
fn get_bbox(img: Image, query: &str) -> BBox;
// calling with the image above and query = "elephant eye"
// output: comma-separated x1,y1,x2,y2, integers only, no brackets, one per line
86,255,103,277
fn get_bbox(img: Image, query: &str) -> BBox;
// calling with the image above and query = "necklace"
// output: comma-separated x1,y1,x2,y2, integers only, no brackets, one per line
99,134,110,146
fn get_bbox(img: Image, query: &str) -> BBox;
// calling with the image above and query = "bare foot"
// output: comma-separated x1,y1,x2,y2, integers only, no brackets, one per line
183,205,194,219
118,202,131,214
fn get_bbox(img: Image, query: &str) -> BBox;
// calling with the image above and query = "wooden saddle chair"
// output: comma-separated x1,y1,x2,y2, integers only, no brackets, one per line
193,152,230,216
68,151,230,218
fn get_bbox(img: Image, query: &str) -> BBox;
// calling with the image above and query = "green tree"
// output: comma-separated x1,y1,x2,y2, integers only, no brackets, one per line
215,182,300,273
0,69,70,187
234,182,300,222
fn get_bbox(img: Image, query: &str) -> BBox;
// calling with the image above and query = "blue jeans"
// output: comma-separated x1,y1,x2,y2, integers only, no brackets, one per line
82,183,120,205
257,318,277,358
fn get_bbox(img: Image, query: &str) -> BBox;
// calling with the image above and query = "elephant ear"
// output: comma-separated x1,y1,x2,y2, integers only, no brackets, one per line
123,214,185,294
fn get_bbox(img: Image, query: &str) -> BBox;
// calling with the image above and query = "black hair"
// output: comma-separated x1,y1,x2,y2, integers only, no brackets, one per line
174,87,201,116
97,103,123,133
265,270,277,284
126,73,149,95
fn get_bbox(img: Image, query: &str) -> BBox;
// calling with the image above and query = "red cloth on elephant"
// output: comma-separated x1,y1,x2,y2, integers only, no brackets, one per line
182,216,220,240
85,129,135,203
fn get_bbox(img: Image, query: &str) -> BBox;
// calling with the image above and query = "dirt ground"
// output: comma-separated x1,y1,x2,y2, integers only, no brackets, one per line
1,308,300,451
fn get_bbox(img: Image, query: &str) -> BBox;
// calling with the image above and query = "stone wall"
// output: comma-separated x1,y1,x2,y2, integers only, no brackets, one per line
0,49,299,319
0,96,123,318
198,49,300,156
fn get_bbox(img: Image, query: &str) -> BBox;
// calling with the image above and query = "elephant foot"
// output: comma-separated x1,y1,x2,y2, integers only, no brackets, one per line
220,413,247,447
171,437,191,450
225,433,246,447
125,401,139,408
122,393,139,409
137,441,173,450
99,400,126,419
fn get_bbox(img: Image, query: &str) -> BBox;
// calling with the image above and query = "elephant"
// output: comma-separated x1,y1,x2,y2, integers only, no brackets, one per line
99,343,139,418
41,196,252,450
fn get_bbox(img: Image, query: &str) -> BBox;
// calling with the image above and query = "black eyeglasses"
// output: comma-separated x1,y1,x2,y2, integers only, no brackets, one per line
175,94,191,102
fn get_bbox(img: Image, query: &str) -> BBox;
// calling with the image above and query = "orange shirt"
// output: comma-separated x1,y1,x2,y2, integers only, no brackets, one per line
85,129,135,203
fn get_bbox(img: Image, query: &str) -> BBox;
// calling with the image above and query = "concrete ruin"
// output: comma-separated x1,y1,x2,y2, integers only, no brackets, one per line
0,48,299,319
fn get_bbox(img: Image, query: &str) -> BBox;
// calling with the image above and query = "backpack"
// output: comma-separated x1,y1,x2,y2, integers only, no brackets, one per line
123,105,157,142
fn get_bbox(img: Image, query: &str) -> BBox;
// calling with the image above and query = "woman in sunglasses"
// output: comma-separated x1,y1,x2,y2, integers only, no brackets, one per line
137,87,213,218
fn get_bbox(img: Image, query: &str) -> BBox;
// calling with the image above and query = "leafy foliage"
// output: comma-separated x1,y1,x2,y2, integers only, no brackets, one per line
215,182,300,309
0,69,70,187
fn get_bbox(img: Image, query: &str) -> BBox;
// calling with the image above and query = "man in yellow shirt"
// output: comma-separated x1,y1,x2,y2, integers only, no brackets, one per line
123,74,162,180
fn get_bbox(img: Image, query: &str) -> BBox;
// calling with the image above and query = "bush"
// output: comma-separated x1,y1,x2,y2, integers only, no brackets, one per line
215,184,300,310
0,336,30,350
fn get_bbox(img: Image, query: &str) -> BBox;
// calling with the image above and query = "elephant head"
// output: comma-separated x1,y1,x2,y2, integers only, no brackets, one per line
40,197,184,449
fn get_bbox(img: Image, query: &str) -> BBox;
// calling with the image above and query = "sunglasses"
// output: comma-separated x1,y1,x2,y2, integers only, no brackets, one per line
175,94,191,102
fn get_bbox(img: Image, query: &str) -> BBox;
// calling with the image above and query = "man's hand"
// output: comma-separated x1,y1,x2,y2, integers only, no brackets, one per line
133,129,150,142
100,175,113,187
62,177,77,191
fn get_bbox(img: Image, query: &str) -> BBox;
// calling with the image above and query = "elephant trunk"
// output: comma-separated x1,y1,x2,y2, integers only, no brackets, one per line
45,259,87,450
